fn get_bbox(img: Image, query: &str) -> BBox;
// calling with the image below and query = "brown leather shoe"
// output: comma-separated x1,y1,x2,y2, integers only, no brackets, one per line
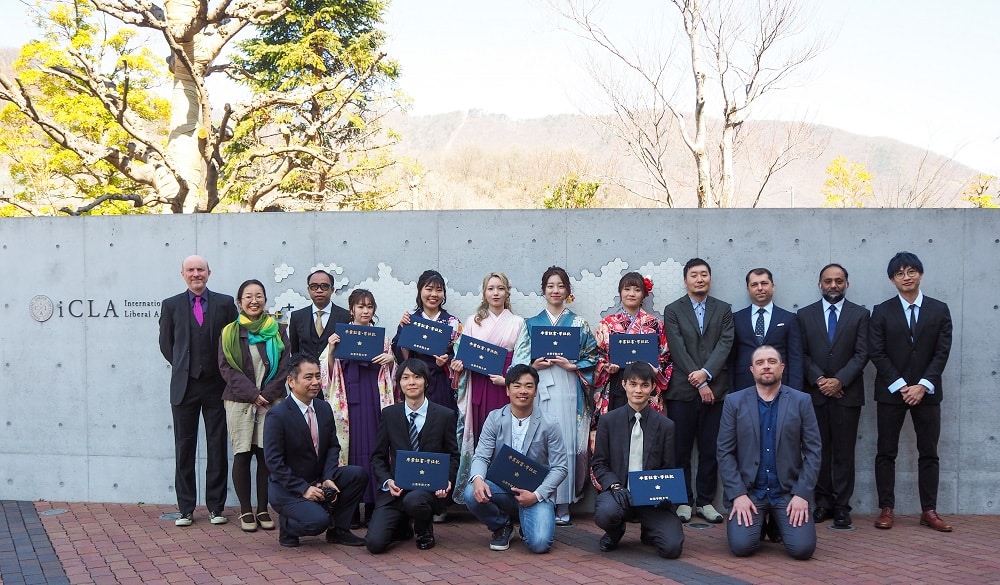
920,509,953,532
874,507,894,529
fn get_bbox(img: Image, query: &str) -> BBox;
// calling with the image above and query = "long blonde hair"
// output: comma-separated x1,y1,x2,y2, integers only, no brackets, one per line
474,272,513,325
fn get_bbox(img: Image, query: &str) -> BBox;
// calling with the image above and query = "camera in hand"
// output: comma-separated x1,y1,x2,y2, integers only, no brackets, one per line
321,485,340,513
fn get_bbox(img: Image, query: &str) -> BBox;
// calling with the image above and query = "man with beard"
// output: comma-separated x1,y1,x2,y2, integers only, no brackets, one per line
796,264,870,528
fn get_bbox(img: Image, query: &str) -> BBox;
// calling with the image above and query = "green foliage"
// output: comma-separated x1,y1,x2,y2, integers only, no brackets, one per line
821,156,873,208
963,174,998,208
542,173,600,209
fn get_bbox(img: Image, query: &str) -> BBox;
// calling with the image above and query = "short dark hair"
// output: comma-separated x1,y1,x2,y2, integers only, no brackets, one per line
818,263,849,281
505,363,539,386
236,279,267,302
541,266,571,294
745,268,774,285
621,361,656,385
751,345,783,364
307,269,334,285
415,269,447,311
287,354,320,378
886,251,924,279
618,271,646,299
683,258,711,278
394,358,431,388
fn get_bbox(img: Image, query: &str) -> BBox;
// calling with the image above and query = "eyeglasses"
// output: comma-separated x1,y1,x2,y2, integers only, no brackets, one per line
892,269,920,280
308,283,332,291
241,294,265,302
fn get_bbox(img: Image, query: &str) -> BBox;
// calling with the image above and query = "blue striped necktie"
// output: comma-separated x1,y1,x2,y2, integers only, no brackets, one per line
408,412,419,451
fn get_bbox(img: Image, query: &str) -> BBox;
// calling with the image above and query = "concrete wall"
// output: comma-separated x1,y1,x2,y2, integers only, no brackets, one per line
0,209,997,514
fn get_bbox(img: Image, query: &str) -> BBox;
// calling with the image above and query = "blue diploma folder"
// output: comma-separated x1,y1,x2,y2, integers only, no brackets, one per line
397,316,452,356
627,468,688,505
485,444,549,493
530,326,581,361
454,336,509,377
332,323,385,361
609,333,659,367
394,450,450,491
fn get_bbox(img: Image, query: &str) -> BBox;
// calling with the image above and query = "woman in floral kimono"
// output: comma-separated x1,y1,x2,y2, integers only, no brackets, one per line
320,289,395,527
511,266,597,525
451,273,526,504
591,272,673,463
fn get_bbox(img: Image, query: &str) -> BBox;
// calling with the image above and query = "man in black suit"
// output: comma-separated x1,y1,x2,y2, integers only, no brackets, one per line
159,255,239,527
662,258,734,524
731,268,804,392
870,252,953,532
717,346,821,560
366,359,459,553
797,263,870,528
592,362,684,559
263,355,367,547
288,270,351,360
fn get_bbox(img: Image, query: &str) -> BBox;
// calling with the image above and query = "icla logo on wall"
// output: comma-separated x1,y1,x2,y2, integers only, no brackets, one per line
28,295,161,322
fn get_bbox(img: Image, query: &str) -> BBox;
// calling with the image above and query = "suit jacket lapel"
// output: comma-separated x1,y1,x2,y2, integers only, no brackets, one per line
522,410,541,457
419,403,436,448
744,390,760,447
773,387,789,454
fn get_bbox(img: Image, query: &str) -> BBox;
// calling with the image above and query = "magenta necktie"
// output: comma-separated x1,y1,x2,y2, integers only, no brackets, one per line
193,296,204,326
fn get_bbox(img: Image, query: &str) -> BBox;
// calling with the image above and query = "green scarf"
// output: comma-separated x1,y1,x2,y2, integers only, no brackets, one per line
222,313,285,385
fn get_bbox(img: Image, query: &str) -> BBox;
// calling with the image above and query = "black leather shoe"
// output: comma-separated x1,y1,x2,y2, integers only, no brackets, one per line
833,508,852,527
279,533,300,548
599,529,623,552
762,514,783,543
326,528,366,546
415,528,435,550
813,506,832,523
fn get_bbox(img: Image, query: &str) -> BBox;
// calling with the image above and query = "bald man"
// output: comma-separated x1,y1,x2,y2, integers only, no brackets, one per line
159,256,239,526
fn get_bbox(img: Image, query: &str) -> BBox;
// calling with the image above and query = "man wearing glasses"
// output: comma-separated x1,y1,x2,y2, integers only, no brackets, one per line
869,252,953,532
289,270,352,360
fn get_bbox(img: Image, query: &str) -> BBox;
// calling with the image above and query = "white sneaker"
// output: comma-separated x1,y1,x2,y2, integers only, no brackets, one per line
209,511,228,525
697,504,724,523
175,513,193,527
676,504,692,523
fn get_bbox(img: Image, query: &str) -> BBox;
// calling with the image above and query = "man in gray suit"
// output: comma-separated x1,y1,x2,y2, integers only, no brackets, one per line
464,364,568,554
717,345,822,560
662,258,735,524
797,263,869,527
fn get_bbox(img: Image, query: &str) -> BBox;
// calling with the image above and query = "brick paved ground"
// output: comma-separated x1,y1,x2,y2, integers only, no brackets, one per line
2,501,998,585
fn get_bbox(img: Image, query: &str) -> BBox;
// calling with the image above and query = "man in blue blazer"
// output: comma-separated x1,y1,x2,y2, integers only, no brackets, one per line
158,255,238,527
731,268,804,392
263,355,367,547
717,346,821,560
464,364,568,554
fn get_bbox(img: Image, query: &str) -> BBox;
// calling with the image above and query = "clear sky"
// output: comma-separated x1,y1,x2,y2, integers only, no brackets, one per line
2,0,997,173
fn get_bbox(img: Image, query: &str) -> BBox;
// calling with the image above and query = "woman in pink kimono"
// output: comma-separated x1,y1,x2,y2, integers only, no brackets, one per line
319,288,396,527
451,272,526,503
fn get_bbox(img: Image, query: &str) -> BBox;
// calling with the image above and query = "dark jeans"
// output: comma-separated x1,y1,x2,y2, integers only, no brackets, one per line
726,493,816,560
665,398,723,506
171,376,228,514
875,401,941,510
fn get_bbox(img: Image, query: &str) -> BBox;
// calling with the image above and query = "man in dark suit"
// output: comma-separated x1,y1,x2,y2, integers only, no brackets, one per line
366,359,459,553
464,364,568,554
797,263,870,528
159,255,239,527
263,355,367,547
869,252,953,532
662,258,734,524
592,362,684,559
731,268,804,392
717,345,821,560
288,270,351,360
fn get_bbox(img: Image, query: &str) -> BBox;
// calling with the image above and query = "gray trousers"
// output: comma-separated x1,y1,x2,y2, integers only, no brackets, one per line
726,493,816,560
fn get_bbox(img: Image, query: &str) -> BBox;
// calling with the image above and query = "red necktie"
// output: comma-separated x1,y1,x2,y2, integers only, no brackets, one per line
306,405,319,456
193,295,204,326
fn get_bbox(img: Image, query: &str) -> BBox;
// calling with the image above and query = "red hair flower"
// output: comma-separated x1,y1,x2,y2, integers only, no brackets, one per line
643,276,653,294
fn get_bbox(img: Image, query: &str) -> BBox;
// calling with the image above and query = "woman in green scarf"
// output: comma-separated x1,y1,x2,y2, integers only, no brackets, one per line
219,279,290,532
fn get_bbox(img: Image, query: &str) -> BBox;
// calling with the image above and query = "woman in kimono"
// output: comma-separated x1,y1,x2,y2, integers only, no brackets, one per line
320,288,395,528
592,272,673,441
511,266,597,525
218,279,290,532
450,272,526,503
391,269,463,413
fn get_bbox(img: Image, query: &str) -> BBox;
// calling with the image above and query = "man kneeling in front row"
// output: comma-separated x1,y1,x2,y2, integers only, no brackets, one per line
464,364,568,553
592,361,685,558
717,345,821,560
264,355,368,547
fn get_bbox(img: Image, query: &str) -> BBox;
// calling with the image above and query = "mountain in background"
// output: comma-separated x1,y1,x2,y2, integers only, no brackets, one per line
390,110,978,209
